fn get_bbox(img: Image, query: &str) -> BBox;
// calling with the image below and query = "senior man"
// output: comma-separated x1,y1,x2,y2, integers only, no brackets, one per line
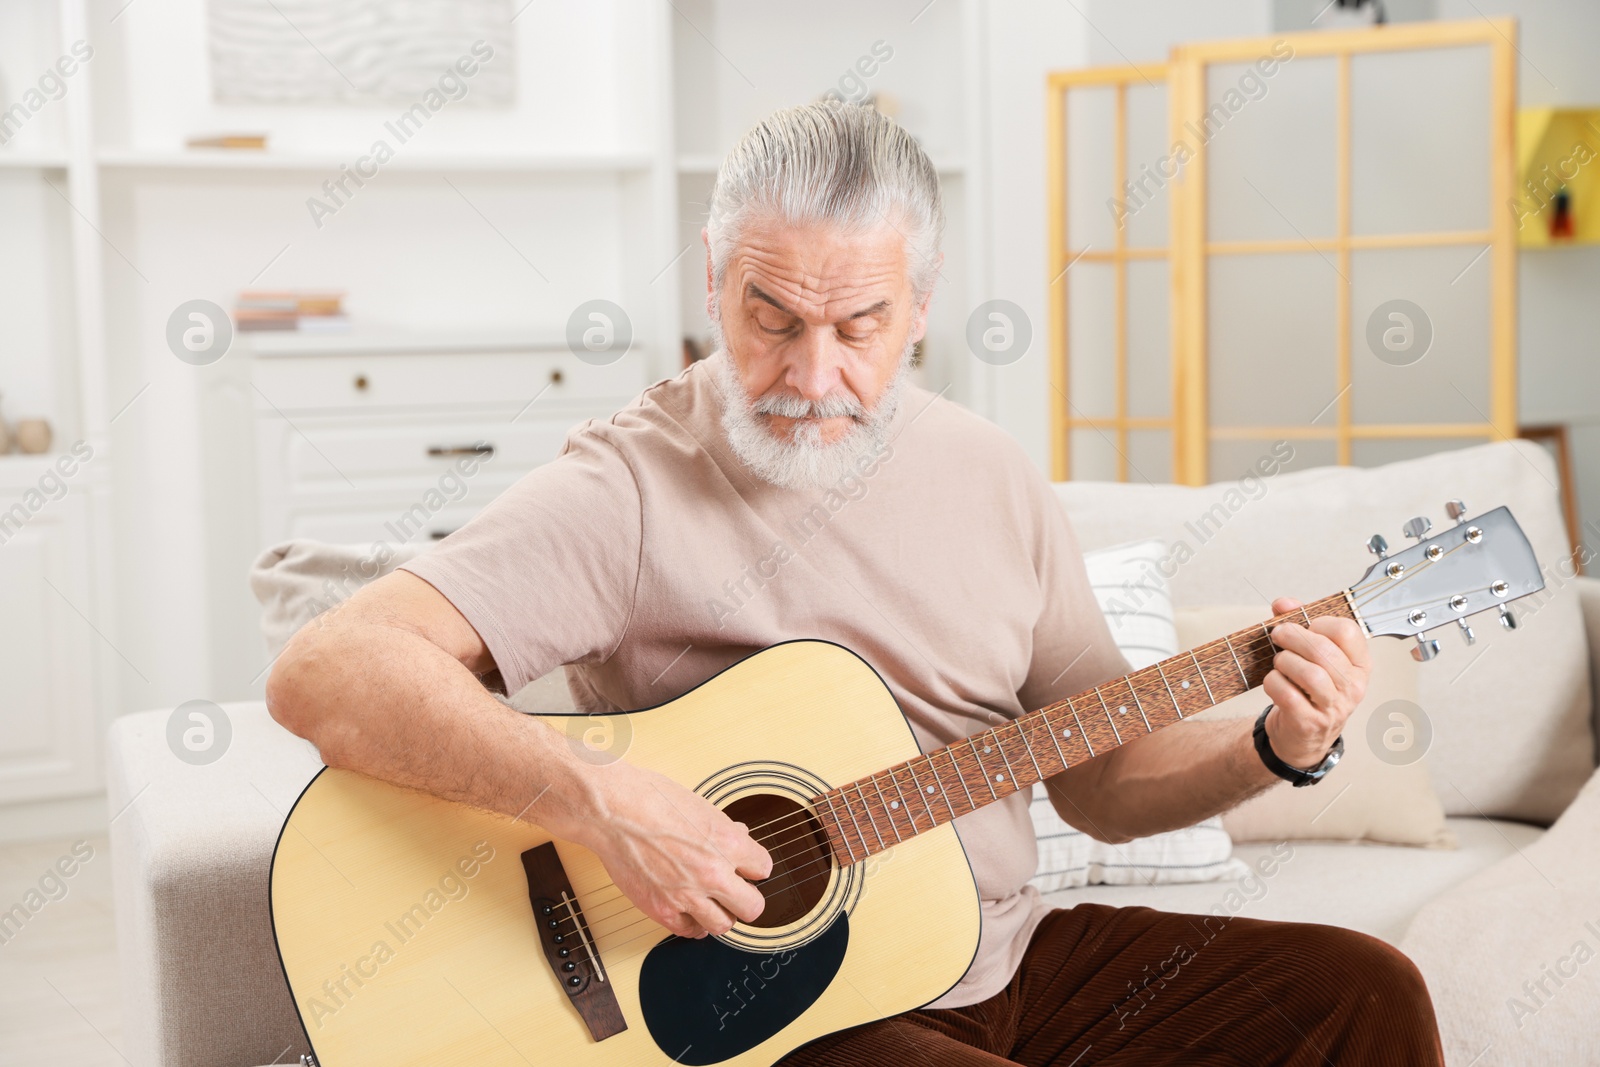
268,101,1444,1065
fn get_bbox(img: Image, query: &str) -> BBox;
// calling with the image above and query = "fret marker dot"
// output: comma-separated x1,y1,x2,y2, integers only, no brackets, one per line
1181,680,1190,689
926,786,935,794
1118,706,1128,715
890,800,900,810
982,745,992,754
995,773,1004,781
1062,728,1072,738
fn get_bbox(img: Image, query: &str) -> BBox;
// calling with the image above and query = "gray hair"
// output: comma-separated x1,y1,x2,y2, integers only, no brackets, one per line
706,100,945,307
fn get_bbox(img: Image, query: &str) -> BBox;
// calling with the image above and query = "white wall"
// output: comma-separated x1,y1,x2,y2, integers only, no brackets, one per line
96,2,634,154
1436,0,1600,558
977,1,1089,462
981,1,1272,468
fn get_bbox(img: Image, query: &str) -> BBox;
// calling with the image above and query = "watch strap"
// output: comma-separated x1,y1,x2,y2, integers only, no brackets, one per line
1252,704,1344,788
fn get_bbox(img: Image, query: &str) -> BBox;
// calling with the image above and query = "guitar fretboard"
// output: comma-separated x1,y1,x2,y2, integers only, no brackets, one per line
812,592,1356,865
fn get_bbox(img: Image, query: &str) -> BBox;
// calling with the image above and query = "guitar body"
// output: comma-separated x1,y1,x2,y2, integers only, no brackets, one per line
271,640,983,1066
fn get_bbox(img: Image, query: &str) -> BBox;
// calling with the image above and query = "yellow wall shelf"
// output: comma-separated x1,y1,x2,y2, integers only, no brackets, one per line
1515,107,1600,247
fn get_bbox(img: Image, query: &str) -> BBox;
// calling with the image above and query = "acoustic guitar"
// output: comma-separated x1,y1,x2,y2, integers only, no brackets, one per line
270,503,1545,1066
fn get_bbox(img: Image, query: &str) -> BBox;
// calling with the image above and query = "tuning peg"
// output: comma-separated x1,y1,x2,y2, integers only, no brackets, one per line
1411,636,1441,662
1457,619,1476,645
1445,500,1468,525
1499,605,1518,631
1402,516,1433,541
1366,534,1389,560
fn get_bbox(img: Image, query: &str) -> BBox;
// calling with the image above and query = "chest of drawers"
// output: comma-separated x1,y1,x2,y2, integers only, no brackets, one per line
248,340,648,548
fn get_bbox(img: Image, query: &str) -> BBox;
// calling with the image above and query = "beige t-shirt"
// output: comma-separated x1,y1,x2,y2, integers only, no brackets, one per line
398,354,1128,1008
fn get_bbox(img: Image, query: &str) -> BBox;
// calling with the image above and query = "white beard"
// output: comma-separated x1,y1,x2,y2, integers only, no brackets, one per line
710,319,912,491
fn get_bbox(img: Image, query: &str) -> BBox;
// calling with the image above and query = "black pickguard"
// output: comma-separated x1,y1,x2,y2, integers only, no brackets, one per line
638,915,849,1065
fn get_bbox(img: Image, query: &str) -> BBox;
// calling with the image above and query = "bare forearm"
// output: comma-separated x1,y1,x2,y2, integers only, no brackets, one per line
266,610,603,846
1045,717,1278,843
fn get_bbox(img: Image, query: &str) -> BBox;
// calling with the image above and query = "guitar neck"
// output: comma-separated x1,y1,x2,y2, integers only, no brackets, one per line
813,591,1358,865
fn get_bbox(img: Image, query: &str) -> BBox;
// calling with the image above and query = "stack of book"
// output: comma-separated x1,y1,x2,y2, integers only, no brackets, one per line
235,291,348,332
186,133,268,150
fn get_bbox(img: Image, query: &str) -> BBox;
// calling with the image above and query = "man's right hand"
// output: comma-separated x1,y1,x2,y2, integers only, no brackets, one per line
265,570,772,941
574,763,773,940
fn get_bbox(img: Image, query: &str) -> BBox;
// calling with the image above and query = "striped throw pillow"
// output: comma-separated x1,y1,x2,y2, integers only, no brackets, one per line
1027,539,1247,892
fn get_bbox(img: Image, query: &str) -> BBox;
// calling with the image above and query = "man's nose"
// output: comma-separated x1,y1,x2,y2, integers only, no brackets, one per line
783,329,845,401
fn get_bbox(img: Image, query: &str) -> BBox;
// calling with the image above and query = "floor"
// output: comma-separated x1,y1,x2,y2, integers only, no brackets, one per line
0,835,125,1066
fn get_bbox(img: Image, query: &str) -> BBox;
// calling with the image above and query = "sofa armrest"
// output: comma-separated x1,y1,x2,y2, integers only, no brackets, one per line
108,703,321,1067
1401,763,1600,1062
1578,576,1600,761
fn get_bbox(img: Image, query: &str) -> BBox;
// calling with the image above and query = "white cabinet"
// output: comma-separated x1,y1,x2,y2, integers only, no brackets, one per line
249,341,648,549
201,336,648,699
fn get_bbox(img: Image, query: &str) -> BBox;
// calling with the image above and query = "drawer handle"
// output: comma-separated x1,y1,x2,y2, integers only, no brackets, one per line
429,528,458,541
426,444,495,459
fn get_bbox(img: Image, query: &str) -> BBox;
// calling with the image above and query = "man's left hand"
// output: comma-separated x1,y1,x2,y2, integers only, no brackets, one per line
1260,597,1371,770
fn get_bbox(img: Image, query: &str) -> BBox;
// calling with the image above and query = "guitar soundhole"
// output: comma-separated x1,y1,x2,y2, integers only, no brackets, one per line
723,794,833,929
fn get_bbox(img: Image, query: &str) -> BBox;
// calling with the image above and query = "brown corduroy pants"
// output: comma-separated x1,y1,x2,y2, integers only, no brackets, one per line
779,904,1445,1066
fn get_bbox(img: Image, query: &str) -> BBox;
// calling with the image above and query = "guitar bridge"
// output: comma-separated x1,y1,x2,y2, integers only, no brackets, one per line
522,843,627,1042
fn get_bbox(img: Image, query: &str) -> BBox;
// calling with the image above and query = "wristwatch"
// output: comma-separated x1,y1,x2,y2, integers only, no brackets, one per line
1252,704,1343,788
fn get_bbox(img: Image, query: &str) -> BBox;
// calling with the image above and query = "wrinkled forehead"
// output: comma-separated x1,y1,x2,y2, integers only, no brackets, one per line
724,216,910,320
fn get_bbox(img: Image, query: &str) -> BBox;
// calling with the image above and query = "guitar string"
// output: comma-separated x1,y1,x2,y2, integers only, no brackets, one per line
554,615,1309,931
539,607,1343,939
1355,526,1498,609
563,580,1296,961
555,581,1497,962
555,567,1514,953
562,546,1502,951
658,597,1352,866
1350,539,1473,613
550,600,1357,934
557,613,1429,965
560,588,1479,947
611,543,1465,876
561,552,1524,948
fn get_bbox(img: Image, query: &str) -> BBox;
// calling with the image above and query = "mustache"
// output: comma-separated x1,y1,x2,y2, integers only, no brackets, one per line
751,391,866,420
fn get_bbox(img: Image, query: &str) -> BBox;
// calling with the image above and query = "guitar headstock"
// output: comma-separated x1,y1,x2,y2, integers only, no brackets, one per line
1349,503,1545,662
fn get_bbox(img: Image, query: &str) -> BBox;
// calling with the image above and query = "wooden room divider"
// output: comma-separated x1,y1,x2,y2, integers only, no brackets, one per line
1048,19,1518,486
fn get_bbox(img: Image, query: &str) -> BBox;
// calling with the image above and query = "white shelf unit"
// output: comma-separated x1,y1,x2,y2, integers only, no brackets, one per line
94,149,658,172
0,0,998,835
0,0,118,836
0,153,71,168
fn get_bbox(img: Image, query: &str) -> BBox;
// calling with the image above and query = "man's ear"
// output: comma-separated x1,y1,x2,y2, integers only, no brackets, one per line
908,251,942,343
702,227,717,320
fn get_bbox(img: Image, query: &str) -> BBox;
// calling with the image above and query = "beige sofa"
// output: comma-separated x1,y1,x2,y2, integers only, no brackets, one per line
107,440,1600,1066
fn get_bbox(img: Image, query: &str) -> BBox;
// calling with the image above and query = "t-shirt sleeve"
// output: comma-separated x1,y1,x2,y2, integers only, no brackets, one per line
1015,472,1130,714
396,425,643,696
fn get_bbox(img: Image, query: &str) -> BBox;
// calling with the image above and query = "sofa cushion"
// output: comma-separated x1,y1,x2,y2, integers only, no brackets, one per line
1055,440,1595,825
1029,539,1245,892
249,540,426,658
1177,605,1455,849
1041,816,1542,947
